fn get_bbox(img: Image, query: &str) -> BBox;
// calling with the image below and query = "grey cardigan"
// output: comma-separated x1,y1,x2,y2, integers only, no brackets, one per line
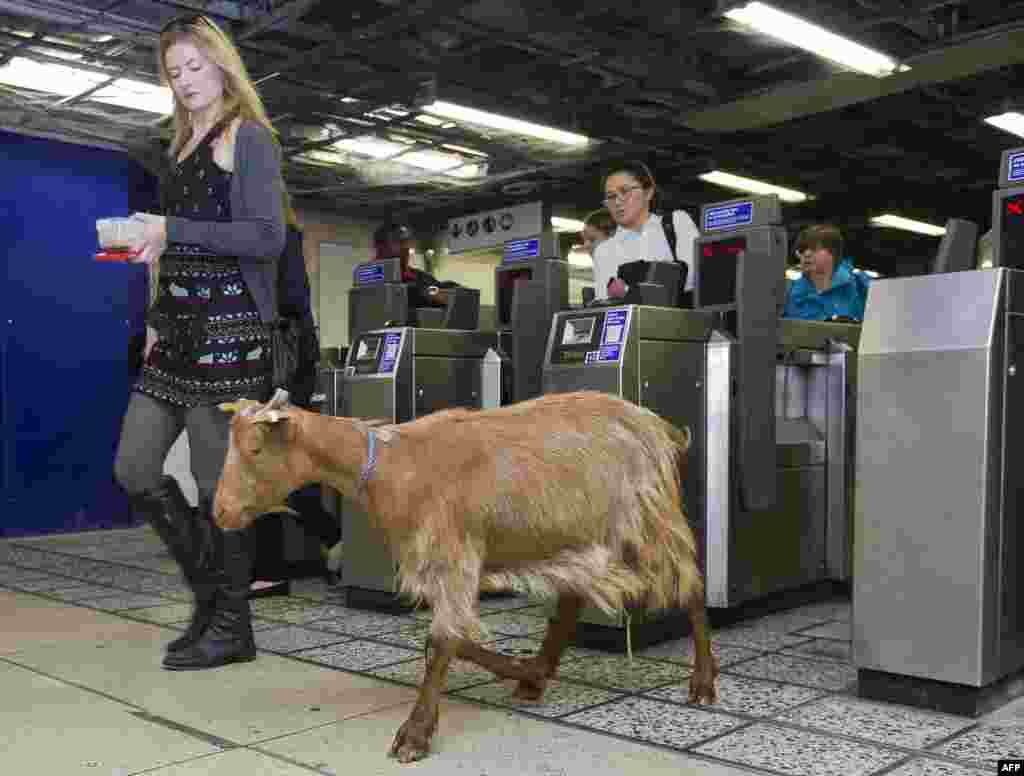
166,120,286,323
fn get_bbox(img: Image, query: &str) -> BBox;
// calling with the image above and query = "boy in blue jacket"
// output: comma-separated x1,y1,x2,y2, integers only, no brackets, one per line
783,224,870,322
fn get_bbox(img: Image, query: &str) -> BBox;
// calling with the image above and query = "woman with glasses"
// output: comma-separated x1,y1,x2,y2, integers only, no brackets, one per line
592,161,698,301
783,224,870,322
114,14,286,671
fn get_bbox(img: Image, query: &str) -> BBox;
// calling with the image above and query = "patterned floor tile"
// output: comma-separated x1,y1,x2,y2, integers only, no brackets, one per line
638,638,764,668
884,758,990,776
459,678,624,718
555,654,690,692
254,625,350,654
741,610,843,635
249,597,317,619
301,609,416,638
712,624,814,651
295,639,418,671
368,656,503,692
931,724,1024,768
1,575,83,593
273,603,367,626
45,583,130,602
565,696,740,749
777,696,974,749
648,674,826,718
725,653,858,692
794,620,852,641
693,722,905,776
781,637,853,663
81,593,173,611
478,609,550,638
477,595,536,613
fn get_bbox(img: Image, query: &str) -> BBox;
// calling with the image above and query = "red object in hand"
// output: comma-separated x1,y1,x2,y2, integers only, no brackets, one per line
607,278,628,298
95,248,141,262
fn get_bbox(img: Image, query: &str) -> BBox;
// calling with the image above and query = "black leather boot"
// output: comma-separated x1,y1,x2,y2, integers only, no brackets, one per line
162,528,257,670
127,477,214,653
165,499,218,653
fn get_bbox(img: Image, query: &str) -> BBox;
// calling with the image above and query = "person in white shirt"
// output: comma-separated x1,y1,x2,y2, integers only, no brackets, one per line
592,161,699,301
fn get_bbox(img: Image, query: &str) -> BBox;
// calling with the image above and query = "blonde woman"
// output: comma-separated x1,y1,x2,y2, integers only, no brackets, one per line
114,14,286,671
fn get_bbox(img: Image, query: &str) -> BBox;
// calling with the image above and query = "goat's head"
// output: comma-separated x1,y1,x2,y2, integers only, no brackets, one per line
214,388,302,532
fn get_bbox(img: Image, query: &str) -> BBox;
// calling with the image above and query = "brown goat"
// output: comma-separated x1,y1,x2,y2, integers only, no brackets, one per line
214,388,719,763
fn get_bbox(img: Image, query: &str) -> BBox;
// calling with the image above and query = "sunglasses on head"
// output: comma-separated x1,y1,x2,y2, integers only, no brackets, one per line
160,14,215,35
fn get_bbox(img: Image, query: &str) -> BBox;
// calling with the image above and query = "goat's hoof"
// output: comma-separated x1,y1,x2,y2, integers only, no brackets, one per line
389,720,433,763
512,678,548,701
688,656,720,705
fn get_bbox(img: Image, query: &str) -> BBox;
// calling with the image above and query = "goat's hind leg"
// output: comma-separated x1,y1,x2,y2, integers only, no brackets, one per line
390,636,456,763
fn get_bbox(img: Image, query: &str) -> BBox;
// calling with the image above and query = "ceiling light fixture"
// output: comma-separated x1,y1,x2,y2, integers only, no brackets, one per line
567,248,593,267
422,100,589,146
984,112,1024,139
699,170,809,203
551,217,586,232
869,214,946,236
724,2,903,78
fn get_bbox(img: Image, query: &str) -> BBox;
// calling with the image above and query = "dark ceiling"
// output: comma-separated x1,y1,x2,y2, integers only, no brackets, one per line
2,0,1024,275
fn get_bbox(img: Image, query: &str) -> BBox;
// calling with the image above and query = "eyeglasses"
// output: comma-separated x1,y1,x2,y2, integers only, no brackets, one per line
602,184,644,206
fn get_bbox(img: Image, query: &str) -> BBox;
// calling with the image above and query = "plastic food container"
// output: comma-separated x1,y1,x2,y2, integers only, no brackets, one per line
95,217,145,261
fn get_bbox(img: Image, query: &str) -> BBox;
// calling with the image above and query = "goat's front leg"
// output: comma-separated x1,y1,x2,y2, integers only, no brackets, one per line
390,636,456,763
512,593,582,700
687,595,719,704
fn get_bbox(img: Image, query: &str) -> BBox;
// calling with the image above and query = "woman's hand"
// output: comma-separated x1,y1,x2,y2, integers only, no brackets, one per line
144,325,159,360
607,278,628,299
129,213,167,265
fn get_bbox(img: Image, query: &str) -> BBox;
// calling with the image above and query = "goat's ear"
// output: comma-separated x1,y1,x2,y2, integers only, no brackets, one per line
267,388,290,410
219,399,261,417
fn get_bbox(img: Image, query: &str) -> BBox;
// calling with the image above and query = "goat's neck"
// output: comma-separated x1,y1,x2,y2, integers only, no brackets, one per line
295,413,378,499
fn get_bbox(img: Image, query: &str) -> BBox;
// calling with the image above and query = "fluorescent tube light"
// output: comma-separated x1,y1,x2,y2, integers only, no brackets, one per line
422,100,589,146
984,112,1024,139
725,2,901,78
334,136,408,159
699,170,809,203
869,214,946,236
0,57,171,114
551,217,586,232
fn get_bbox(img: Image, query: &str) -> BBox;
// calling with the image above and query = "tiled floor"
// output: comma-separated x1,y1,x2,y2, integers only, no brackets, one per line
2,527,1024,775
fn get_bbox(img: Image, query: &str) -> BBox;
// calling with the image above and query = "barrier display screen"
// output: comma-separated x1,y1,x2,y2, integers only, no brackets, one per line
496,267,532,326
698,236,745,307
1000,193,1024,269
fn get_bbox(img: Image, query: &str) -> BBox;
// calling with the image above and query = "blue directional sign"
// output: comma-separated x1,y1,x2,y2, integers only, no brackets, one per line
503,238,541,263
704,201,754,231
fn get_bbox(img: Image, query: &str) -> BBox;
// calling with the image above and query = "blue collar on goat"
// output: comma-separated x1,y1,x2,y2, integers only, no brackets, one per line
359,429,379,491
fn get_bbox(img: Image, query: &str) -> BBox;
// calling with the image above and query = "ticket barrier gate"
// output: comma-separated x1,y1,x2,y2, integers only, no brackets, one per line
855,148,1024,715
540,196,860,649
333,327,499,610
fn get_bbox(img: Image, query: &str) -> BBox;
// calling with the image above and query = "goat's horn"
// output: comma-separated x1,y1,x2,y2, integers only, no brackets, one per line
251,409,288,424
219,399,261,416
267,388,290,409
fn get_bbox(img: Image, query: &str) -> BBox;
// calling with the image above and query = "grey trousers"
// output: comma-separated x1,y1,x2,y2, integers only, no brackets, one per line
114,391,231,507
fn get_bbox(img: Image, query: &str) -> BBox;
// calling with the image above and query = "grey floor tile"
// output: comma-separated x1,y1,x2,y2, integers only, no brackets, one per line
477,594,536,613
126,603,196,624
725,653,859,692
777,696,974,749
0,566,54,583
254,625,351,654
273,602,365,626
46,583,129,602
295,639,419,671
2,575,82,593
649,674,826,718
639,638,764,668
367,655,498,691
565,696,741,749
303,609,416,638
459,678,625,718
781,637,853,663
555,654,691,692
694,722,905,776
713,624,814,651
885,758,990,776
250,596,323,620
742,611,842,635
931,724,1024,768
478,609,551,637
788,600,852,621
84,593,172,611
794,620,852,641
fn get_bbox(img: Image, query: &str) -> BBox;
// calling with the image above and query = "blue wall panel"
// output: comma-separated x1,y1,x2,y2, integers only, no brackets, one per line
1,130,159,536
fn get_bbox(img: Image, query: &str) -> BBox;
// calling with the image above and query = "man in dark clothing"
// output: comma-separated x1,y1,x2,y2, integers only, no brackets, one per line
373,222,459,311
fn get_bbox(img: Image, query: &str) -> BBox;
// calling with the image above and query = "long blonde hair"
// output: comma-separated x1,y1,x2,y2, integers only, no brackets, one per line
158,15,276,160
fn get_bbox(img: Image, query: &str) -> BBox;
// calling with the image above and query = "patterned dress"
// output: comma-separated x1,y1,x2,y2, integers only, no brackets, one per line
135,126,271,407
